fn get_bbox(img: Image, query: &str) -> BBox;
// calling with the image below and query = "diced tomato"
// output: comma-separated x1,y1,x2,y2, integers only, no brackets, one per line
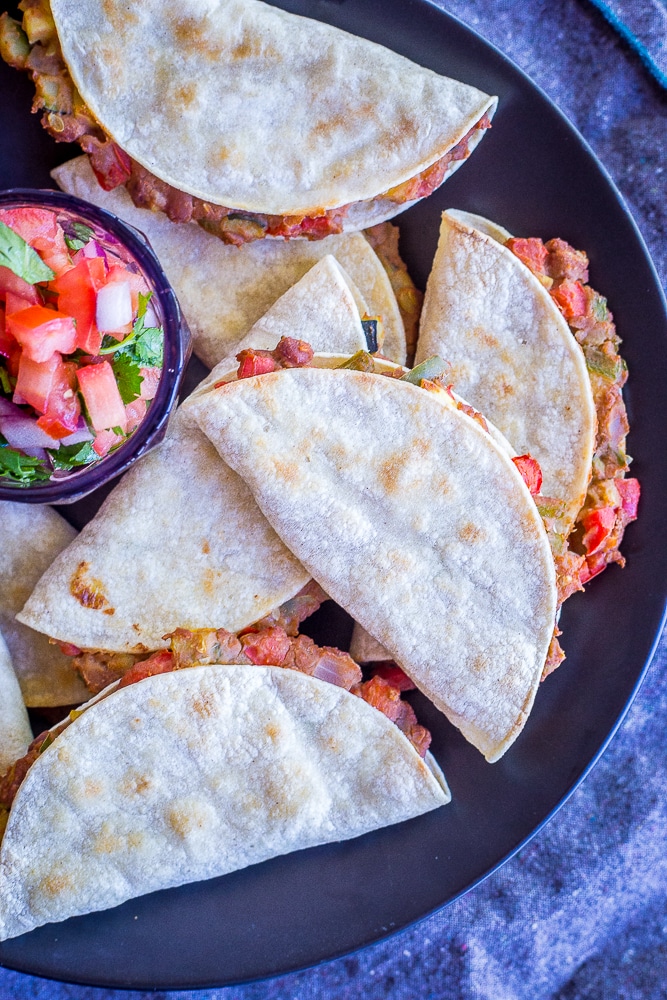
0,265,41,304
615,477,640,520
580,506,617,555
550,280,588,321
85,140,133,193
240,626,291,665
117,651,175,689
5,291,37,316
512,454,543,495
139,366,160,400
36,360,81,437
0,207,70,276
13,352,62,413
50,258,103,354
125,396,147,432
92,428,124,457
371,662,416,691
7,305,76,362
505,237,549,276
236,350,279,379
77,360,127,432
579,551,608,585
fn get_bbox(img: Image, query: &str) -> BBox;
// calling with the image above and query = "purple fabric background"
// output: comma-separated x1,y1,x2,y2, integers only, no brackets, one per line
1,0,666,996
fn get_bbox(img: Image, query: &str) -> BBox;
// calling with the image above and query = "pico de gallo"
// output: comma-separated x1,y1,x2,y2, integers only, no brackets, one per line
0,205,164,484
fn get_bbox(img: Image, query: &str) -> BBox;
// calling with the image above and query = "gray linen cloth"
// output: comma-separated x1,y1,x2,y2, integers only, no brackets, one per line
0,0,665,996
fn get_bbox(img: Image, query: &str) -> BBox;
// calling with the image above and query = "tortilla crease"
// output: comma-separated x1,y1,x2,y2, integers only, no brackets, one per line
0,632,32,773
17,258,369,654
187,368,558,761
49,0,496,220
0,663,449,941
52,157,407,366
416,209,597,532
0,502,88,707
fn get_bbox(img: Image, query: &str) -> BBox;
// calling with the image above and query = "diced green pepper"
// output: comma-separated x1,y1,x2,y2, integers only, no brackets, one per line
336,350,375,372
400,355,450,385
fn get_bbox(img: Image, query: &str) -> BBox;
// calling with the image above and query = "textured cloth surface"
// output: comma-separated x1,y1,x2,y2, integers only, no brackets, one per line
585,0,667,88
0,0,666,997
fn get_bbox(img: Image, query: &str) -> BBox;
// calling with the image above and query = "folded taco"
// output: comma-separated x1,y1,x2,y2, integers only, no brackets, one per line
0,655,449,941
186,357,559,761
0,631,32,773
52,156,412,366
0,501,88,706
17,258,371,689
415,210,639,588
1,0,496,244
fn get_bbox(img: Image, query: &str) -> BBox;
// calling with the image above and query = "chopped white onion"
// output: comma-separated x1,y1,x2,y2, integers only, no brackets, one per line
144,302,159,328
96,281,133,333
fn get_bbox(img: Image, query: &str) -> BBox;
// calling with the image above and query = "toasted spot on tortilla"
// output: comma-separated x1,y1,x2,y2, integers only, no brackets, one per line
202,569,216,596
264,721,281,742
57,747,71,765
272,458,300,483
103,607,116,616
202,540,211,555
379,455,403,493
191,694,215,719
35,872,73,900
437,476,451,496
119,772,152,797
132,623,141,632
167,799,216,838
472,653,491,675
70,562,110,611
459,521,486,544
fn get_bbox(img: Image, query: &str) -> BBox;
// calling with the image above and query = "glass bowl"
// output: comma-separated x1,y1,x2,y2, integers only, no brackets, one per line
0,188,191,503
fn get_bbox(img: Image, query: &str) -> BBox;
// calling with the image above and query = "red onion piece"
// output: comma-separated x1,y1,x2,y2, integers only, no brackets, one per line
0,414,60,450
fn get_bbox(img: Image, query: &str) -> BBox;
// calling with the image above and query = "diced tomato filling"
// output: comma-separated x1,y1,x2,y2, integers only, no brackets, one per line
36,360,81,437
7,305,77,362
505,237,549,276
117,650,175,689
77,360,127,432
580,506,617,555
370,661,416,691
240,626,292,666
550,279,589,321
138,366,161,401
236,351,279,379
13,351,61,412
0,265,40,303
512,454,543,495
83,138,133,192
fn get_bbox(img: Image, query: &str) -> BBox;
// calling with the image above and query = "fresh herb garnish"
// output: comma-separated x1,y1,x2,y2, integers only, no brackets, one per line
49,441,98,471
63,222,95,253
99,292,164,367
111,353,143,404
0,219,54,284
0,364,13,395
0,438,51,483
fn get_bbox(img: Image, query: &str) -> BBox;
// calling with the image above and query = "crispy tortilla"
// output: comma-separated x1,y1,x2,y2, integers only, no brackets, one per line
49,0,495,223
187,367,558,760
0,663,449,941
0,502,88,707
52,156,407,365
18,259,368,653
416,210,597,531
0,632,32,773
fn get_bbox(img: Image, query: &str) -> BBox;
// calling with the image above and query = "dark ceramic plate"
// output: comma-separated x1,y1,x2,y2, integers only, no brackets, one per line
1,0,667,989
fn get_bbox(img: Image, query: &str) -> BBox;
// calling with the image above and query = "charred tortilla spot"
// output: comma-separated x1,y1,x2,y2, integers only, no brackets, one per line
167,799,216,838
70,562,111,611
191,695,215,719
379,456,403,493
202,540,211,555
119,772,152,797
272,458,299,482
264,721,281,742
103,608,115,616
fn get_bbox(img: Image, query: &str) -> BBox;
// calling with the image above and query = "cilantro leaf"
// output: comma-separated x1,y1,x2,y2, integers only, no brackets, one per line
63,222,95,253
0,220,55,284
133,324,163,367
49,441,98,471
0,439,51,483
111,353,143,404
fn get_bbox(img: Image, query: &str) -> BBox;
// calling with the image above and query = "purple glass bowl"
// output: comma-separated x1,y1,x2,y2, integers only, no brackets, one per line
0,188,192,503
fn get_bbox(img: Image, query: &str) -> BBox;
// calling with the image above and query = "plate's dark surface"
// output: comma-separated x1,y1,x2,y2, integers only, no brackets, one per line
1,0,667,990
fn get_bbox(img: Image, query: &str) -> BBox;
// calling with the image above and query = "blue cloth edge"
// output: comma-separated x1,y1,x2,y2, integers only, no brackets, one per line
584,0,667,89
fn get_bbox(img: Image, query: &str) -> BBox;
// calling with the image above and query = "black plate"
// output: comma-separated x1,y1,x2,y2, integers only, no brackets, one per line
1,0,667,989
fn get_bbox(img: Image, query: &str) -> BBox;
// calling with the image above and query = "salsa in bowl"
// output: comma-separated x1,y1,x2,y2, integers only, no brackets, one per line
0,188,191,503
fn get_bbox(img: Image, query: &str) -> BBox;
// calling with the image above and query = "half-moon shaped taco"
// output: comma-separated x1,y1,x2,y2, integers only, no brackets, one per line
1,0,496,244
187,363,559,761
415,210,639,590
0,662,449,941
